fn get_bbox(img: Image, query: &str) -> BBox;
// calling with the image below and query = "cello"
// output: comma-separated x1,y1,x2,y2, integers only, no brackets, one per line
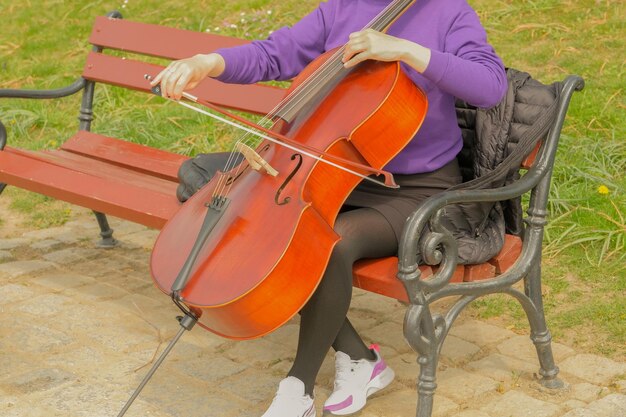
117,0,426,414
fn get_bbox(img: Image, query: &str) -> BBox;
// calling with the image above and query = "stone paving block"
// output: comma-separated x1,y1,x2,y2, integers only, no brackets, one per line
30,239,63,251
3,323,74,353
361,320,412,354
0,283,36,304
140,373,249,417
0,368,76,395
615,379,626,393
0,352,34,380
449,319,517,347
366,388,459,417
571,382,604,403
456,411,492,417
66,282,130,302
0,249,13,261
481,390,562,417
17,293,73,316
42,247,100,265
0,237,30,250
224,337,295,366
62,219,101,231
467,352,537,382
221,368,279,404
560,409,601,417
564,399,590,410
587,393,626,417
22,226,80,243
86,319,161,354
560,354,626,385
347,311,379,330
438,368,499,404
386,352,421,387
173,355,248,384
30,272,96,291
0,260,56,279
121,229,159,249
1,403,59,417
351,288,405,318
496,335,575,363
262,322,300,346
108,219,149,235
441,334,481,363
33,379,131,417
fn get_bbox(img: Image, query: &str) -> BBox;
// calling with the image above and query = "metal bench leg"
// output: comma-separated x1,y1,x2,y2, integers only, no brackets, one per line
415,353,438,417
404,304,443,417
93,211,119,248
524,262,563,389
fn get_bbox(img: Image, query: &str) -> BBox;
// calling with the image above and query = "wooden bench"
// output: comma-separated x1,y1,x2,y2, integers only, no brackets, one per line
0,12,584,417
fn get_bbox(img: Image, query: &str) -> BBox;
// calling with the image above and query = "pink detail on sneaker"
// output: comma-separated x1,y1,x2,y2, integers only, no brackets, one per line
323,395,353,412
369,343,380,352
370,359,387,380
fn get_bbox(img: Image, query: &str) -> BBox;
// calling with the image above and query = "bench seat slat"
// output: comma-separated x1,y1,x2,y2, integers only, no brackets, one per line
0,147,179,228
62,131,187,182
90,16,250,60
83,52,285,115
352,234,522,301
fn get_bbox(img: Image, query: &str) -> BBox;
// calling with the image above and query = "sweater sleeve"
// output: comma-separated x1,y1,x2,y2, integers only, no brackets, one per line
214,2,334,84
422,2,507,108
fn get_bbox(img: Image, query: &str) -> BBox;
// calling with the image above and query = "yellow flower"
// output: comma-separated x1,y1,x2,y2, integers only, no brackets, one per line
597,185,610,195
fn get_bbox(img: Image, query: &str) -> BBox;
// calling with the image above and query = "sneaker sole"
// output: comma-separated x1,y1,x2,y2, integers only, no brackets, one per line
324,367,395,416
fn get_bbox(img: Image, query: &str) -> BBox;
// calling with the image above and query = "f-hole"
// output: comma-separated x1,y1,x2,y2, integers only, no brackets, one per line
275,153,303,206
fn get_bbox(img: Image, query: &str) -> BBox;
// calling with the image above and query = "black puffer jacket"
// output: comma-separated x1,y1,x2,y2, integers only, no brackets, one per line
441,68,561,264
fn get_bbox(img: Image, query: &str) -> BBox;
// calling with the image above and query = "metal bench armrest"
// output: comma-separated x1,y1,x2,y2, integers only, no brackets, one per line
396,75,584,301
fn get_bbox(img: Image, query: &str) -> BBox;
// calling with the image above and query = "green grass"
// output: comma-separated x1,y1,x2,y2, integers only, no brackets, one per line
0,0,624,358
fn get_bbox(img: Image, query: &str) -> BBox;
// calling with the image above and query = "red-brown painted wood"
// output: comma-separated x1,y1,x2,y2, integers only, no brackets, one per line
489,234,523,274
0,147,179,228
61,131,187,182
522,141,542,169
352,257,434,303
82,52,285,115
463,262,497,282
89,16,249,60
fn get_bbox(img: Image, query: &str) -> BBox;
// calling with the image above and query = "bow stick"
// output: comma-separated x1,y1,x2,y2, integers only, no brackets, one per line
145,75,399,189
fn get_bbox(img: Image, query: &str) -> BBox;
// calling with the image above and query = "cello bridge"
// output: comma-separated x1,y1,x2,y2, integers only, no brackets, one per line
236,143,279,177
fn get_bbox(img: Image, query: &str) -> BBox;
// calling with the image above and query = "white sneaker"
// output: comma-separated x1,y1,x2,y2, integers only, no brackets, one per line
323,345,395,415
262,376,316,417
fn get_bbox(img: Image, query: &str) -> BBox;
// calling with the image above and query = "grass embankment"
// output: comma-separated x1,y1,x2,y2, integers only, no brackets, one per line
0,0,624,358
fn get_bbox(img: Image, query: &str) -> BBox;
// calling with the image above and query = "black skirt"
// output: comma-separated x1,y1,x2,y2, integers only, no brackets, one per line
344,158,462,242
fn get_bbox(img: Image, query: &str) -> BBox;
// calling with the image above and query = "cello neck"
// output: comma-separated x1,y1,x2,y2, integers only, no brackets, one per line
368,0,416,33
274,0,416,123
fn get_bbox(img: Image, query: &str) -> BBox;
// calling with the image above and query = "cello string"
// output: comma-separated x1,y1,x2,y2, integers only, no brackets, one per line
175,100,394,188
208,0,410,198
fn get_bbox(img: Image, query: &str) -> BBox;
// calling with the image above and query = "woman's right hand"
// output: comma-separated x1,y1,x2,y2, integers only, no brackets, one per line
150,53,226,100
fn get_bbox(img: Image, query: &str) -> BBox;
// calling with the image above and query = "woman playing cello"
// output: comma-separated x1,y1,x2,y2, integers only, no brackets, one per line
151,0,507,415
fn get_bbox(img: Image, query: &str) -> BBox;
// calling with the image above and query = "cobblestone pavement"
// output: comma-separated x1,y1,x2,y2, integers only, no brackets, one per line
1,210,625,417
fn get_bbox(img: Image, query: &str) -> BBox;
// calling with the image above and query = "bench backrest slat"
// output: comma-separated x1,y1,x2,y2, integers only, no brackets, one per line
89,16,249,60
82,52,285,115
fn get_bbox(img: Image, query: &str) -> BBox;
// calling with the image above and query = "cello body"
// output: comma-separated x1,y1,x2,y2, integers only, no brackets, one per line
150,50,428,340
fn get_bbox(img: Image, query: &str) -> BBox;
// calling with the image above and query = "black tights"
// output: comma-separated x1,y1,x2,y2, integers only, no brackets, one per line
287,208,398,395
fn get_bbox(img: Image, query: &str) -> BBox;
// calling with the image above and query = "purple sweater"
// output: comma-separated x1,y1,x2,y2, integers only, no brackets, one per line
215,0,507,174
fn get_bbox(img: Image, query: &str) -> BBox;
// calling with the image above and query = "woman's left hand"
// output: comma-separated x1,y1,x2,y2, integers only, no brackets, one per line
343,29,430,73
